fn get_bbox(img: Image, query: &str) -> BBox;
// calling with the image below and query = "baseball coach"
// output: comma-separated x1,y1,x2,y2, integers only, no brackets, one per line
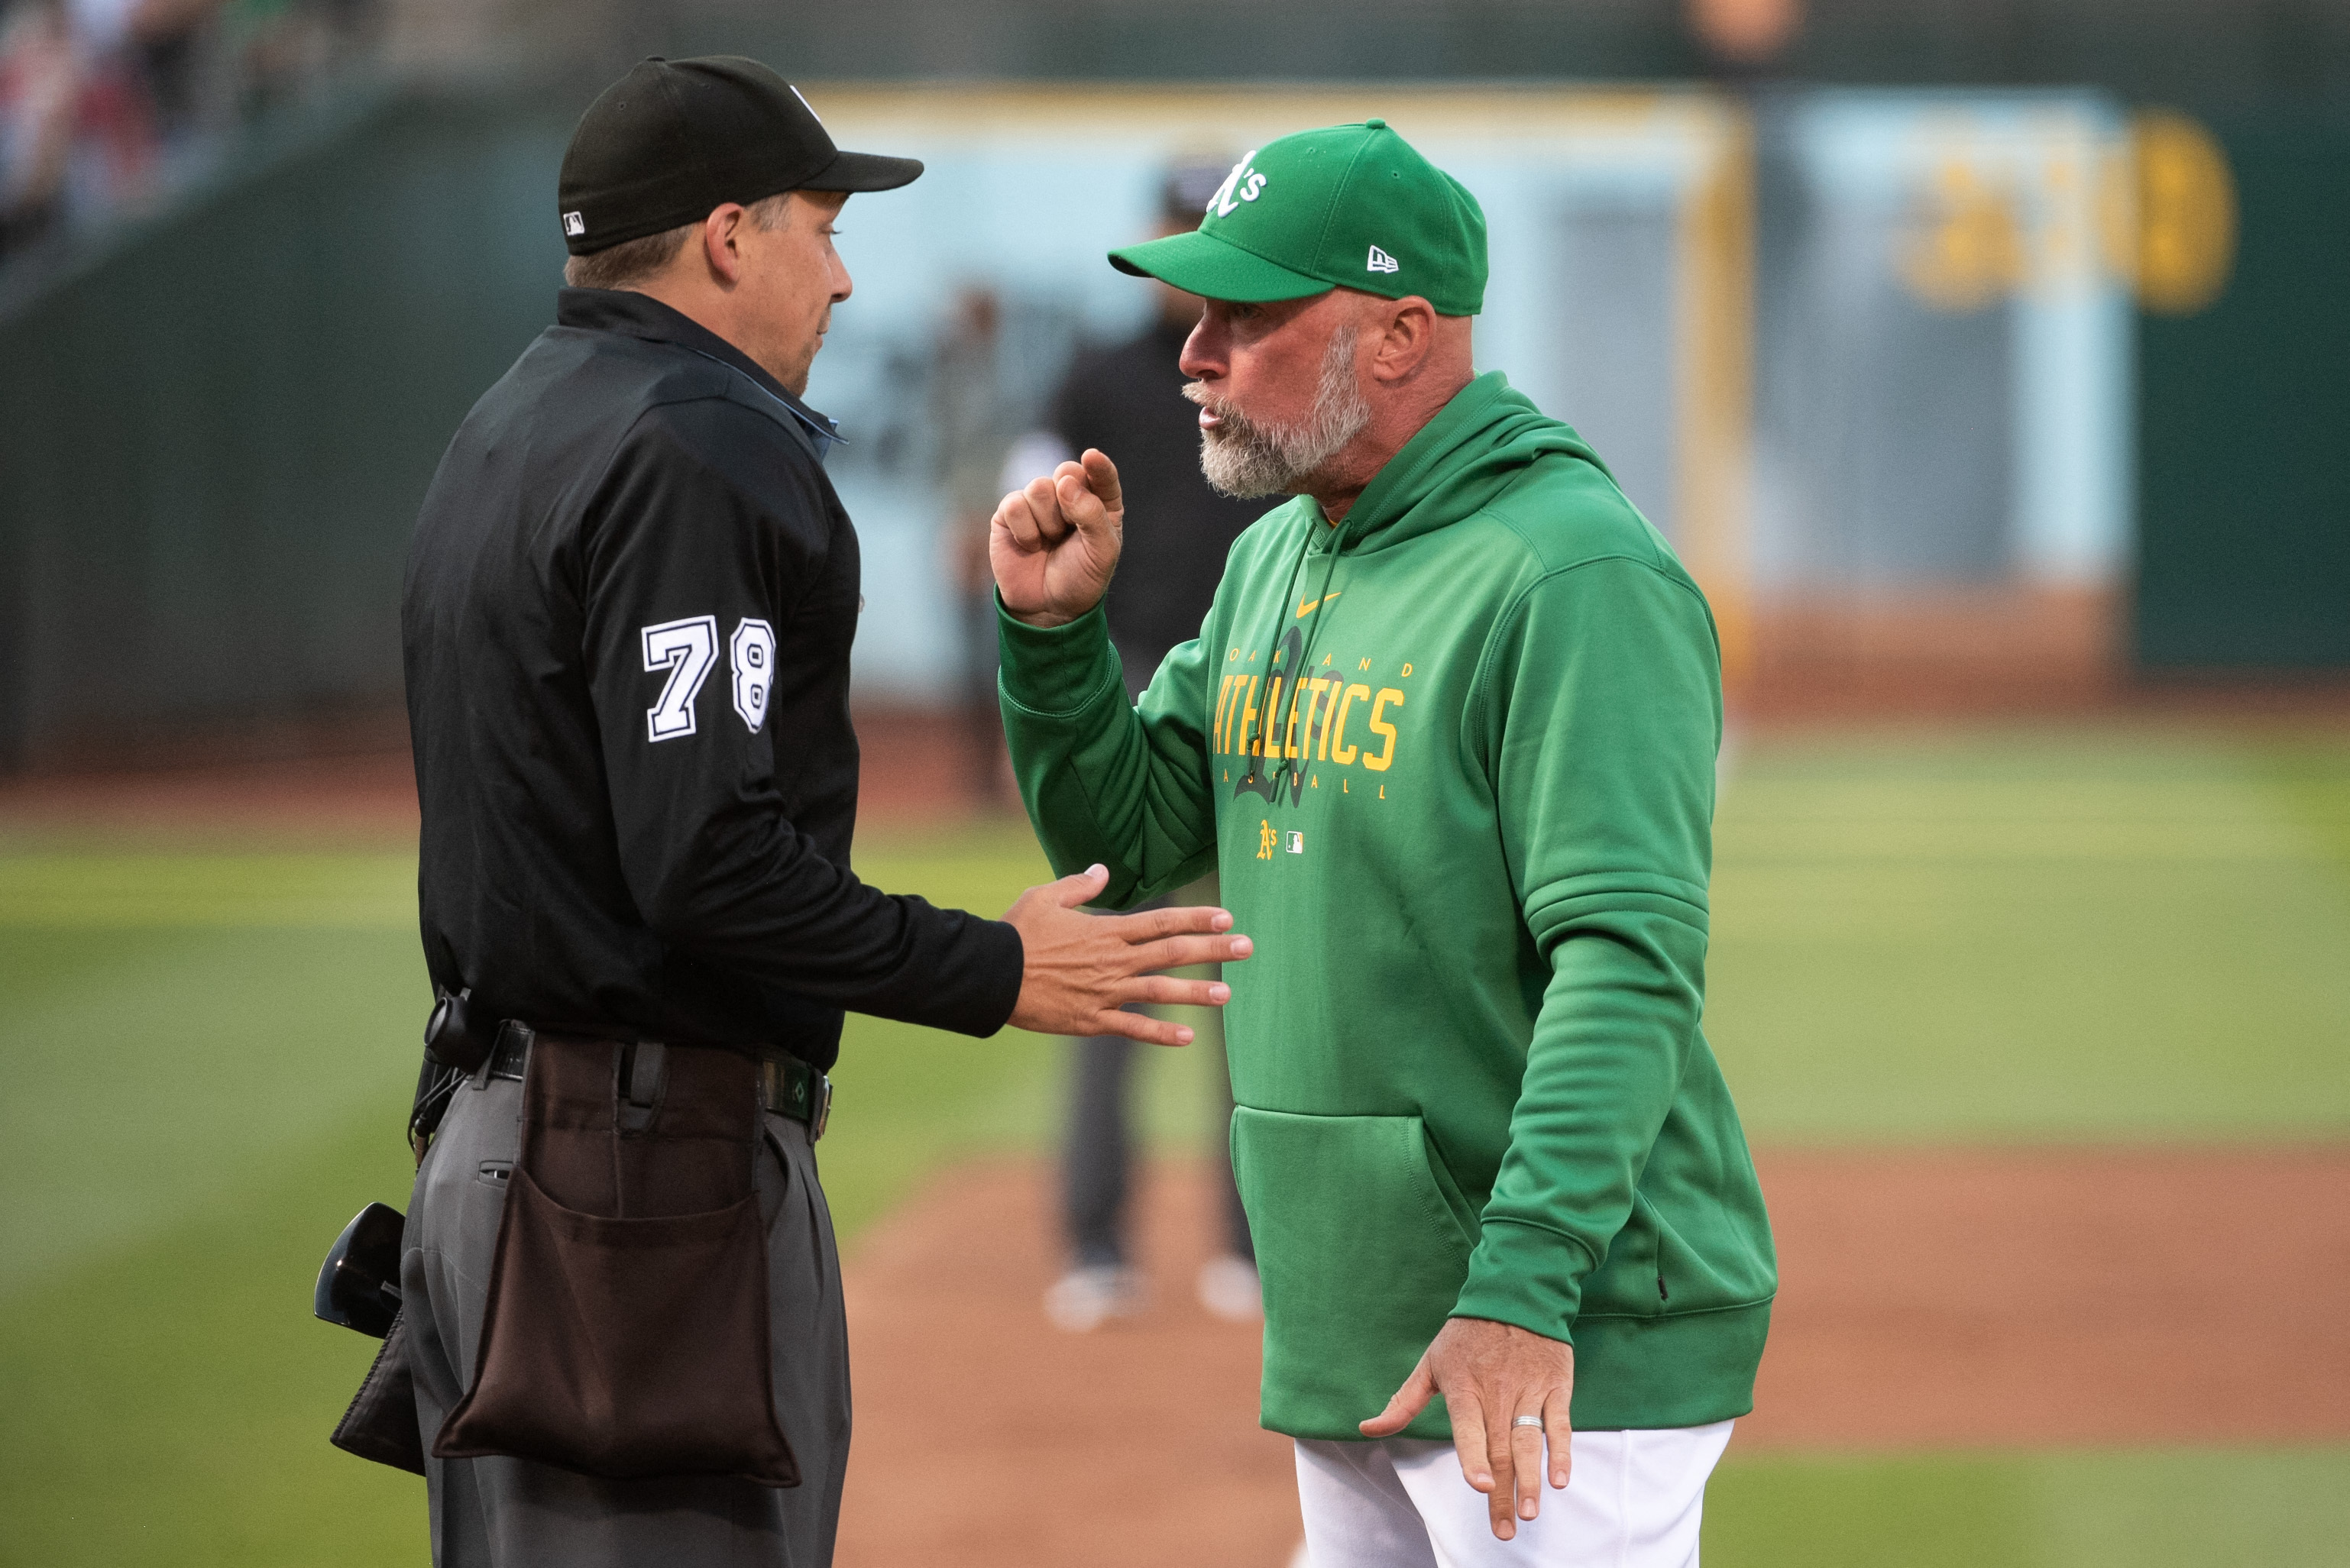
992,122,1775,1566
384,57,1251,1568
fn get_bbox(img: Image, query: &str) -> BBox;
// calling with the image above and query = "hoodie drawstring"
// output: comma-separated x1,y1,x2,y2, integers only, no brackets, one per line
1245,521,1317,791
1264,519,1347,800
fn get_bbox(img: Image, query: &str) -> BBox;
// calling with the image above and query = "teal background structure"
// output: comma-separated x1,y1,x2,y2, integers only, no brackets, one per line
2133,110,2350,669
0,86,572,770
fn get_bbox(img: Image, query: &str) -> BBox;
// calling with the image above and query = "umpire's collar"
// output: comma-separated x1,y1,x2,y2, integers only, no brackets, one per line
556,286,843,454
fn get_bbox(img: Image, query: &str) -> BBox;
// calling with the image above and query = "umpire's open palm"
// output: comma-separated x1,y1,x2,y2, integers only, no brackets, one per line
992,449,1124,629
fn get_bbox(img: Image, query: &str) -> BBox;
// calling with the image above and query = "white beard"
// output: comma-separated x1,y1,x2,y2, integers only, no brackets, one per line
1187,326,1372,500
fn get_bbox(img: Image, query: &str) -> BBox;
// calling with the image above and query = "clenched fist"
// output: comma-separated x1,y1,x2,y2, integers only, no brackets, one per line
991,448,1125,629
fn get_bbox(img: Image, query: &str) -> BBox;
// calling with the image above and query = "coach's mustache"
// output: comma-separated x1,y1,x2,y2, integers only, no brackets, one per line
1181,380,1263,442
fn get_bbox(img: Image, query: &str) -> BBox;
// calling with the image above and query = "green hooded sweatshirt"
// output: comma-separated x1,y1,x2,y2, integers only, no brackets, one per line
997,371,1775,1440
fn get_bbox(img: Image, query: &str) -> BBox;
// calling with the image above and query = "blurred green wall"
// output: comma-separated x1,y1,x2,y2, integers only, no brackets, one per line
2135,111,2350,669
0,85,573,771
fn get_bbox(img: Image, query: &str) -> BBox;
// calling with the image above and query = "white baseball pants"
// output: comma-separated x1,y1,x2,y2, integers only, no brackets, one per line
1292,1421,1734,1568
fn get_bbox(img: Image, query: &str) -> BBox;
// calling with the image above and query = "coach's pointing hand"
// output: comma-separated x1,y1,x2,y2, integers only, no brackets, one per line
1002,864,1250,1045
1360,1316,1576,1541
992,449,1124,629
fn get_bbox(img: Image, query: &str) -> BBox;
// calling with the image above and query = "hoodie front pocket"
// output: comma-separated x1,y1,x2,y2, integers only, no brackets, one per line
1230,1106,1477,1441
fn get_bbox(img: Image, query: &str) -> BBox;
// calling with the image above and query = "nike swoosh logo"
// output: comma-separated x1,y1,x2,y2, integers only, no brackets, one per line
1297,592,1342,617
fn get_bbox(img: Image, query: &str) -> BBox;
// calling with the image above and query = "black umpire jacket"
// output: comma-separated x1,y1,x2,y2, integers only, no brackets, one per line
403,288,1023,1070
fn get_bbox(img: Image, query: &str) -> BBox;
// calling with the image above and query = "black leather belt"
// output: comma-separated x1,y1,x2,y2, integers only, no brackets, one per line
487,1023,830,1140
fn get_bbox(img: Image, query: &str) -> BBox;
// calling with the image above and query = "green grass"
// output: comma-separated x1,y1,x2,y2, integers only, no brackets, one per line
2,725,2346,1566
0,819,1201,1566
1708,728,2350,1143
1707,1446,2350,1566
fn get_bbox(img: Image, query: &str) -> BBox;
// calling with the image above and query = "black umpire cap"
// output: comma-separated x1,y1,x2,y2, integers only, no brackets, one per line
558,57,924,255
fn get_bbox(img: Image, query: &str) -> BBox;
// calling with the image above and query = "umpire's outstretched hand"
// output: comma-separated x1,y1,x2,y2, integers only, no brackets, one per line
1002,864,1251,1046
992,449,1123,629
1360,1316,1577,1541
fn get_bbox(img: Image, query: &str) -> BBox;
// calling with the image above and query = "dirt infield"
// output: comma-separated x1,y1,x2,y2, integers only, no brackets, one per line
0,750,422,839
1745,1146,2350,1447
0,710,991,838
836,1161,1302,1568
834,1148,2350,1566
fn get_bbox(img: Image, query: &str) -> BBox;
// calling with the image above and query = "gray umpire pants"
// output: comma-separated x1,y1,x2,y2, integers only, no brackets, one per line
403,1065,851,1567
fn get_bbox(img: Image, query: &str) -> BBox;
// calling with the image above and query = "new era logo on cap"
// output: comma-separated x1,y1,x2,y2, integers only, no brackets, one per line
1367,244,1400,273
563,211,586,238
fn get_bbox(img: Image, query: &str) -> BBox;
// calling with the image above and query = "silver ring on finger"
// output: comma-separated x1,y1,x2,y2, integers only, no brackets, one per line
1511,1414,1544,1430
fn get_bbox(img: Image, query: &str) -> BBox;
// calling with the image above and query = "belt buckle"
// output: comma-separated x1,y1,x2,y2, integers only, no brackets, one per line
809,1073,832,1141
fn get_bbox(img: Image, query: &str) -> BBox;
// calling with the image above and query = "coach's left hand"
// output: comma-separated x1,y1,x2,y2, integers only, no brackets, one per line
1359,1316,1575,1541
992,448,1124,629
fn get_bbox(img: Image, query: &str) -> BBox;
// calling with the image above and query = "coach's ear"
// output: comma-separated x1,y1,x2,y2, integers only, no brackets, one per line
1367,294,1439,386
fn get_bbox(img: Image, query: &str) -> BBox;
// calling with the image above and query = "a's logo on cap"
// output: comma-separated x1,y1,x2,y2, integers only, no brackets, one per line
1367,245,1400,274
563,211,586,238
1206,151,1268,218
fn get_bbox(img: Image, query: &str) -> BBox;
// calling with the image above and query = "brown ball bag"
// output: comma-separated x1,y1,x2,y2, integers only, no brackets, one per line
432,1035,798,1487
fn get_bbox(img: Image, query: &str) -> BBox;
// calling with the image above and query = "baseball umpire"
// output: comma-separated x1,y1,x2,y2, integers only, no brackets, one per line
992,123,1775,1564
395,57,1248,1567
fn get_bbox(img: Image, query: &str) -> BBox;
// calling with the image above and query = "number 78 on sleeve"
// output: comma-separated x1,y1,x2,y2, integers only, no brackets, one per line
641,616,775,741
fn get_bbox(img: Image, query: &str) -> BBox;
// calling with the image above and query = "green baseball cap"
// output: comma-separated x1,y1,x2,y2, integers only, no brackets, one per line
1109,120,1488,316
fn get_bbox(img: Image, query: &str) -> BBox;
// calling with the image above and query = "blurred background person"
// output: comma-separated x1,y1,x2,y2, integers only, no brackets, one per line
1020,158,1266,1333
0,0,79,257
933,282,1021,808
0,0,374,268
108,0,214,148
